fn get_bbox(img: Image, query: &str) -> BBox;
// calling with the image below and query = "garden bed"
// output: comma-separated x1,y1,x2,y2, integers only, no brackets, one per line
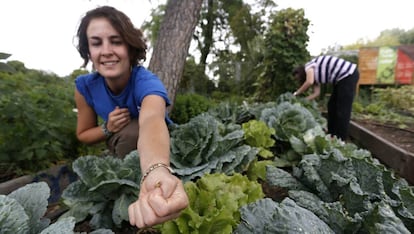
2,109,414,233
352,119,414,154
350,119,414,184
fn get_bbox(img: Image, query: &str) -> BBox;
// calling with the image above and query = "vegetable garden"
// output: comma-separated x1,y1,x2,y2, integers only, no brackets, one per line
2,2,414,231
2,91,414,233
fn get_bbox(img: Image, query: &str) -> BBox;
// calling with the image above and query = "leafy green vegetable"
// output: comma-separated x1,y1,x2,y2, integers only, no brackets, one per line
8,182,51,232
158,173,264,234
362,202,411,234
0,182,76,234
207,101,254,125
169,113,258,182
246,159,275,181
275,92,327,129
39,217,76,234
0,195,30,233
287,190,362,233
234,198,335,233
242,120,275,158
260,101,319,142
266,141,414,232
60,151,141,229
266,165,308,192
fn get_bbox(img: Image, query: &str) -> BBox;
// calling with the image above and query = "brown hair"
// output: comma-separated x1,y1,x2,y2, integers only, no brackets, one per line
75,6,147,68
292,65,306,84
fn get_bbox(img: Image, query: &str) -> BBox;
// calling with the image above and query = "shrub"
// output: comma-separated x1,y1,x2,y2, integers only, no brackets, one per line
170,93,213,124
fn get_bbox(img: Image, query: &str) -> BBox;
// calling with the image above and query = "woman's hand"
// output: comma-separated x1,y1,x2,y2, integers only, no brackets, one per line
128,169,189,228
107,106,131,133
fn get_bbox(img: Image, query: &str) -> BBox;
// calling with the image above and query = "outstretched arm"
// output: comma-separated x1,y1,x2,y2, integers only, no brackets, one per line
128,95,188,228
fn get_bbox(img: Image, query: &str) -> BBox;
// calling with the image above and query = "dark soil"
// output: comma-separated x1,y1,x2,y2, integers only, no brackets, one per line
0,164,18,183
352,119,414,154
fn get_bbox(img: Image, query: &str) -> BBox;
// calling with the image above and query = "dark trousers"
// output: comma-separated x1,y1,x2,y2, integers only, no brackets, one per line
327,69,359,141
106,119,139,158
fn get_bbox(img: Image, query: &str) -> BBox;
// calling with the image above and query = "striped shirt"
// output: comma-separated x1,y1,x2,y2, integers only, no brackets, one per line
305,55,357,84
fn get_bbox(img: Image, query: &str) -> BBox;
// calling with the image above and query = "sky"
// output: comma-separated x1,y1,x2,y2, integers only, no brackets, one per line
1,0,414,77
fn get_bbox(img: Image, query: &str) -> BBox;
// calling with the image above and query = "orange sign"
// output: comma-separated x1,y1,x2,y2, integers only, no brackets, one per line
358,46,414,85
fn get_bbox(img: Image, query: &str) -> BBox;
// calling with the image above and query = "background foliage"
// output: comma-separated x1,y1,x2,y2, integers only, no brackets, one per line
0,62,88,175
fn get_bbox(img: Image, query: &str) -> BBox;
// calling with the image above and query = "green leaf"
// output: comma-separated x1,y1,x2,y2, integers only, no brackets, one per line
288,190,362,233
289,135,307,154
362,202,410,234
266,165,307,191
61,153,141,228
260,102,319,141
0,195,30,234
234,198,335,233
39,217,76,234
0,52,11,59
9,182,51,232
112,194,136,226
159,173,264,233
246,159,274,181
59,201,94,223
0,62,16,73
170,113,257,182
88,179,139,194
72,155,123,187
62,180,105,204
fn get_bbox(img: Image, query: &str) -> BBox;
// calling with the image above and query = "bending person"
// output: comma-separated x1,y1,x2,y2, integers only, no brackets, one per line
293,55,359,141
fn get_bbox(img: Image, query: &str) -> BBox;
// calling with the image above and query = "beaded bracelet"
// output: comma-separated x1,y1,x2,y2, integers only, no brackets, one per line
140,163,174,185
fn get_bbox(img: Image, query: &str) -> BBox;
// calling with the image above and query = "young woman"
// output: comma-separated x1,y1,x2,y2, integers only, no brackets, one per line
74,6,188,228
293,55,360,141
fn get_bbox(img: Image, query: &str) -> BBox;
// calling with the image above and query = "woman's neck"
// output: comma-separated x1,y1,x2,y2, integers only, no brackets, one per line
105,74,130,95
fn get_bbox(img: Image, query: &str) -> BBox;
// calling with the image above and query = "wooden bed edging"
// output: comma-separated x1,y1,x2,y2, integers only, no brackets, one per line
0,165,77,202
349,120,414,184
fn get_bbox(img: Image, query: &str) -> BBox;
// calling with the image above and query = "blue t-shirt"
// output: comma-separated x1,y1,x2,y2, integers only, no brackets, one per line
75,66,171,123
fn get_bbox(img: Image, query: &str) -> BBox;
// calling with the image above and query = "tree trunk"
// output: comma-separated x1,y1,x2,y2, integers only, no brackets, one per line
199,0,214,71
149,0,203,110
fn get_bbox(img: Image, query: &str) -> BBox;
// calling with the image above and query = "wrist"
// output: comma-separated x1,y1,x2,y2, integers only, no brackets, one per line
140,163,174,185
101,121,113,138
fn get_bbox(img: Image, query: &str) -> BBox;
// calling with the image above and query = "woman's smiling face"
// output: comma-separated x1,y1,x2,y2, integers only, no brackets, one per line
86,17,130,80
